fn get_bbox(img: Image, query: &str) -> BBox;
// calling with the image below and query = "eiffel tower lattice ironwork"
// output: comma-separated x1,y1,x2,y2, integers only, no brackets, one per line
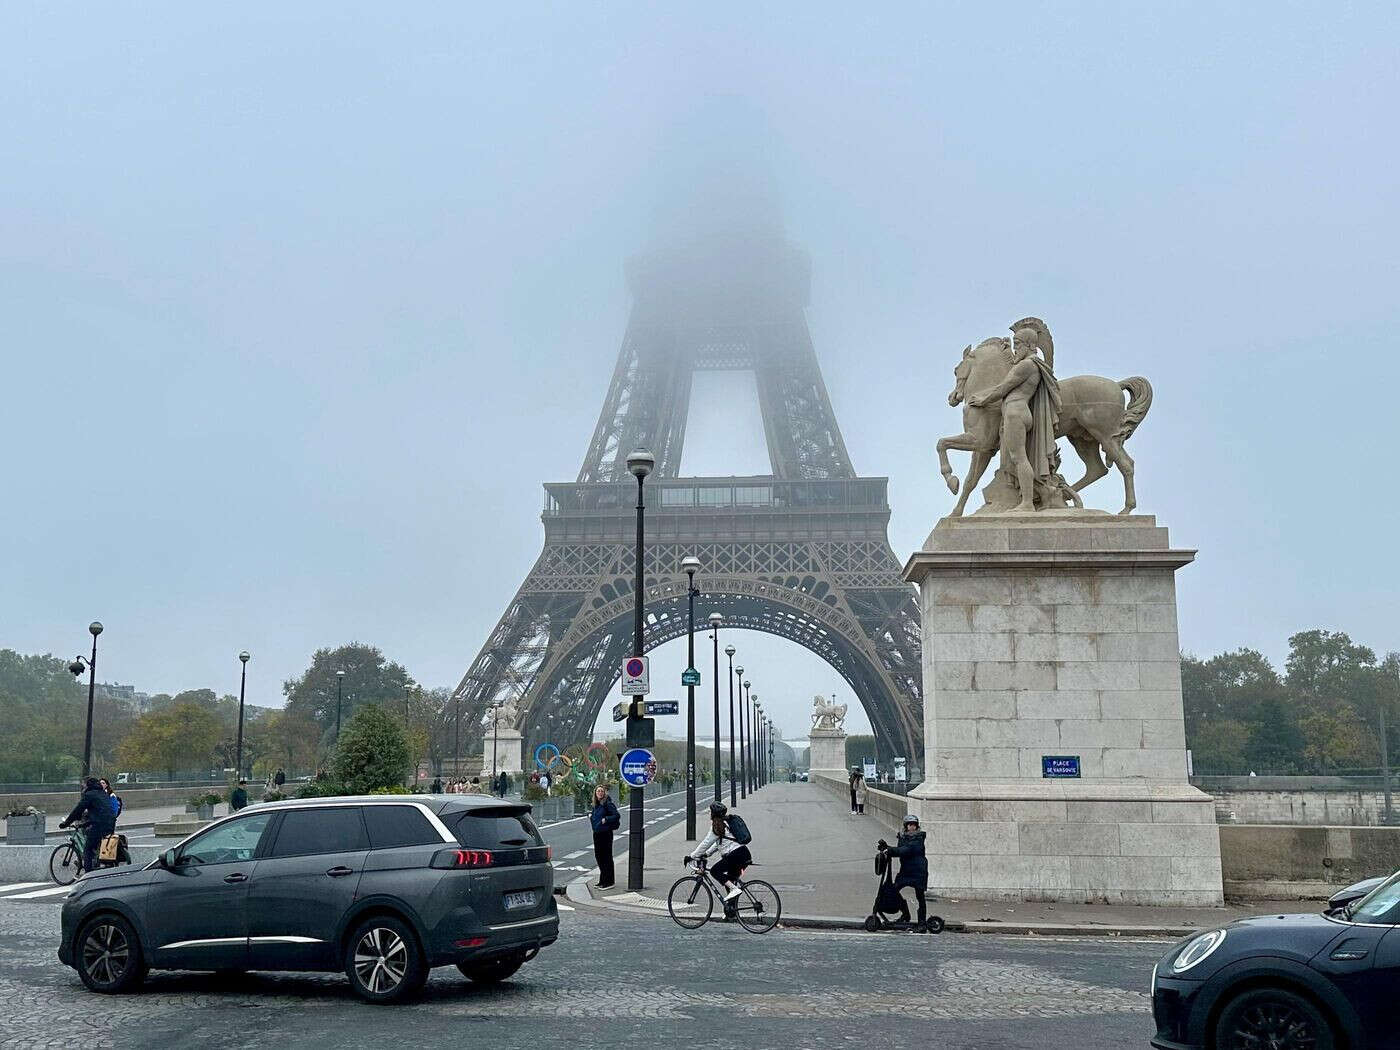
450,230,923,765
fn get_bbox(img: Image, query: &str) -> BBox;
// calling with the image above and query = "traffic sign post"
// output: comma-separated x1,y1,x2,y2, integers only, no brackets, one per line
620,747,657,788
621,656,650,696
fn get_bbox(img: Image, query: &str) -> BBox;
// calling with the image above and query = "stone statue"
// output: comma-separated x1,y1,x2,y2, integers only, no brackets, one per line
486,697,520,731
935,317,1153,515
810,695,848,731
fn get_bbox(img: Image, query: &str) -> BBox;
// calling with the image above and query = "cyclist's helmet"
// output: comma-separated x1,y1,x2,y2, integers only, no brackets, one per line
902,813,920,827
709,801,728,818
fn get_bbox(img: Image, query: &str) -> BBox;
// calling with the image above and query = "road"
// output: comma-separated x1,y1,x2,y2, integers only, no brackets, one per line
0,897,1161,1050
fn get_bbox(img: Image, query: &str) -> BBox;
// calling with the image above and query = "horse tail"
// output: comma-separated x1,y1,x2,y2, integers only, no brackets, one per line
1116,376,1153,442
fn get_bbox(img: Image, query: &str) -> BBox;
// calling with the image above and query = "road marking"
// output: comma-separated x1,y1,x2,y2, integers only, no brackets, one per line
557,903,574,912
0,882,47,895
9,884,75,899
563,850,588,859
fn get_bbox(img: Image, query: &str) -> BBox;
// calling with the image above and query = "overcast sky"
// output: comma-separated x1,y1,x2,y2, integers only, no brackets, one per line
3,4,1396,746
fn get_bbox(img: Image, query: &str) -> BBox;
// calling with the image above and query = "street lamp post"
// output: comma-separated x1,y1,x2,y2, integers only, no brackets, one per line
491,701,502,786
768,719,775,785
724,645,737,807
708,613,723,805
756,708,767,789
335,669,346,741
743,680,753,791
236,650,250,780
735,664,747,800
71,621,103,780
681,555,700,840
453,694,462,778
625,447,654,891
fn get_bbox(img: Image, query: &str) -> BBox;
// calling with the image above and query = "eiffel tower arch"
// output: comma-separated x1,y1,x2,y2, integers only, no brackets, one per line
450,227,924,766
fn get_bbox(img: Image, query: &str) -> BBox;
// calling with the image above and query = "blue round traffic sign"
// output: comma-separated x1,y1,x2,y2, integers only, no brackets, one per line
619,747,656,787
625,657,645,677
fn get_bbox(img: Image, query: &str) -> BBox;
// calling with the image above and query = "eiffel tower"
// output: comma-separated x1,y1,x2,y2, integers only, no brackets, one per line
450,222,924,765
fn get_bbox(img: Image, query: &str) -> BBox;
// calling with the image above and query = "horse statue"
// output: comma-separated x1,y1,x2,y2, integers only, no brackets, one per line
811,695,848,731
935,336,1152,516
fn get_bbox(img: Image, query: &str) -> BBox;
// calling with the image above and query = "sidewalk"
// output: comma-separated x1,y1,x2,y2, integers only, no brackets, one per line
572,781,1319,937
0,802,218,842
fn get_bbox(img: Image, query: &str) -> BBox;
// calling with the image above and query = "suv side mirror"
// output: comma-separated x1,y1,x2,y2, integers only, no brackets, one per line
162,848,178,869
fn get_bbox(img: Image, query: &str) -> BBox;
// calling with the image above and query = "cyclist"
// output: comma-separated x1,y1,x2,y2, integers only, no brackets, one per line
685,801,750,902
878,814,928,926
58,777,116,876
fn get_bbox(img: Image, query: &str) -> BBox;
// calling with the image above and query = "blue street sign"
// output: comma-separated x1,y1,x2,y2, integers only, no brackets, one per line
644,700,679,716
1042,755,1082,779
681,668,701,687
620,747,657,787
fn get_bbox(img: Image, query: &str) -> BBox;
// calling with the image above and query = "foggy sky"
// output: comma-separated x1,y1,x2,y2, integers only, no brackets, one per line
3,3,1397,745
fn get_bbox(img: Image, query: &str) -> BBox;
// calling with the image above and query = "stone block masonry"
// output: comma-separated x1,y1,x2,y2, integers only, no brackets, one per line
902,514,1223,906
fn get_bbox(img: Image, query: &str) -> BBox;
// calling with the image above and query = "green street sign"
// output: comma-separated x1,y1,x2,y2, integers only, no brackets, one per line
681,668,701,687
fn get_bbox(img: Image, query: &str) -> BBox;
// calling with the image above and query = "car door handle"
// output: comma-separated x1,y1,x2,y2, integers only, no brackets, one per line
223,872,247,884
326,866,354,878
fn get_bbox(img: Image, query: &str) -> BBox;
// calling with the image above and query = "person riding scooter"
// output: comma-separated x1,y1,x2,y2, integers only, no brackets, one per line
878,814,927,927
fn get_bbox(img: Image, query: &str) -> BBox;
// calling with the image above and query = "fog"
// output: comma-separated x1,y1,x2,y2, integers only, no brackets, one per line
2,4,1397,745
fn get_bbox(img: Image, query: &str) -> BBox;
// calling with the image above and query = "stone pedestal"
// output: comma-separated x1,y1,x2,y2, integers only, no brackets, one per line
808,727,849,775
480,730,523,777
901,513,1223,906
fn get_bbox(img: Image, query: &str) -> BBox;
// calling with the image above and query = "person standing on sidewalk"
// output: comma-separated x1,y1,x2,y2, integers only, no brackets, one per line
590,784,621,889
230,780,249,811
848,768,860,814
853,772,867,815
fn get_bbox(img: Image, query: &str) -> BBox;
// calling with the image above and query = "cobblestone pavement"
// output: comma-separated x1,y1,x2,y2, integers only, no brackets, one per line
0,901,1161,1049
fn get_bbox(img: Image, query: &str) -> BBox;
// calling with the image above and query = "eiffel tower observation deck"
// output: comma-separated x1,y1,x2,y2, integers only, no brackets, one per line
451,220,923,764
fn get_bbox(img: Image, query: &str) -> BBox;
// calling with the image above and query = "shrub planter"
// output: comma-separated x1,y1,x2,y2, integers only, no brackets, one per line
195,804,214,820
5,812,47,845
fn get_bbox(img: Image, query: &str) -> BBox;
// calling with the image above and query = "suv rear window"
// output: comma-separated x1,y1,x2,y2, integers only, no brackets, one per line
269,807,368,857
364,804,441,849
448,809,542,849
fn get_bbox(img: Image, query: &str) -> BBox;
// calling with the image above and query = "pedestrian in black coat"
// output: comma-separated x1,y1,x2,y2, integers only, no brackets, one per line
589,785,622,889
880,815,929,925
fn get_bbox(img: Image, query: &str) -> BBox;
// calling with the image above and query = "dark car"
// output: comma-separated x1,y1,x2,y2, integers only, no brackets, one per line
1151,869,1400,1050
58,795,558,1003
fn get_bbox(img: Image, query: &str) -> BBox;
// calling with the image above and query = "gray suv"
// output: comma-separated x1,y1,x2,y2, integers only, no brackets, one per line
58,795,558,1003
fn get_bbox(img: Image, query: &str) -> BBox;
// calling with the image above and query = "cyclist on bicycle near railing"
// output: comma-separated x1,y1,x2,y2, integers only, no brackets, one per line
58,777,115,876
685,801,752,902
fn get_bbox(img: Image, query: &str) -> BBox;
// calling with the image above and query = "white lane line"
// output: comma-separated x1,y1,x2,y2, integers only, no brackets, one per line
563,850,588,859
0,882,47,895
9,885,75,899
557,903,575,912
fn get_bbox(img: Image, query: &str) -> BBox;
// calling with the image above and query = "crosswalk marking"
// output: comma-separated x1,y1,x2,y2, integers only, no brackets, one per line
563,849,588,859
8,884,75,900
0,882,47,895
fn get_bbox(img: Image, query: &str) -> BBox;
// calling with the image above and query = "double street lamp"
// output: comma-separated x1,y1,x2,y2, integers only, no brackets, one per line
68,621,103,780
681,555,701,840
625,447,654,892
235,650,250,780
743,679,753,791
724,645,737,807
754,700,763,788
735,664,747,800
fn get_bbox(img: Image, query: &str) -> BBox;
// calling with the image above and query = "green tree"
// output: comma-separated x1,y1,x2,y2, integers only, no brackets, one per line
1244,697,1308,774
332,704,410,793
1189,719,1251,774
116,701,223,779
284,643,414,732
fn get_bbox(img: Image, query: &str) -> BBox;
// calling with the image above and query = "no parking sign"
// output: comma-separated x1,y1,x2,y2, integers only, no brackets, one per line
621,656,650,696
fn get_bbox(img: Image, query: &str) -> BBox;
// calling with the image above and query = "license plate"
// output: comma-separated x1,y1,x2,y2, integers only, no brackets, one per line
504,890,536,911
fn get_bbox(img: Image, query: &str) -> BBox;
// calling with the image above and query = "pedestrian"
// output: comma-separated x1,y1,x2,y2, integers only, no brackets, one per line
496,770,508,797
848,768,859,814
539,771,551,793
59,777,116,876
230,779,249,811
98,778,123,824
879,814,929,927
431,775,442,793
274,767,286,789
854,772,867,815
590,784,621,889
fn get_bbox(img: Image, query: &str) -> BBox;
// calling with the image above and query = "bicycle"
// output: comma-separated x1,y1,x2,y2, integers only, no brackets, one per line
667,856,781,934
50,825,89,886
50,824,127,886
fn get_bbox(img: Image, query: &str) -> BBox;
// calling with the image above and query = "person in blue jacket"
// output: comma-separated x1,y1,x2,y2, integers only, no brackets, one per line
590,784,621,889
59,778,116,875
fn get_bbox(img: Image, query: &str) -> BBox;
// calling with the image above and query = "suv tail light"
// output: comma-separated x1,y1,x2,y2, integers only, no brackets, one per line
431,848,495,869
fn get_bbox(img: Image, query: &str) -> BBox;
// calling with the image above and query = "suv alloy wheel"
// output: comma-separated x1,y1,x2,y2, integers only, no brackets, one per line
344,915,427,1004
76,914,146,994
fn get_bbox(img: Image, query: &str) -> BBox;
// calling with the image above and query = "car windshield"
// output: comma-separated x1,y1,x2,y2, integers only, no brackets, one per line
1350,871,1400,924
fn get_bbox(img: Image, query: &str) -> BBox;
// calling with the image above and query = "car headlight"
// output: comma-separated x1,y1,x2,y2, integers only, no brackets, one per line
1171,929,1227,974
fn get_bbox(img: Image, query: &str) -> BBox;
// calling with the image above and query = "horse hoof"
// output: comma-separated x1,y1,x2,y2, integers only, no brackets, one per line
946,477,959,495
1118,506,1135,516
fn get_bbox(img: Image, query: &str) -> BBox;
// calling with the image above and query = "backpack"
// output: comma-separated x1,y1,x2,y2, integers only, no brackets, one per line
724,813,752,845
